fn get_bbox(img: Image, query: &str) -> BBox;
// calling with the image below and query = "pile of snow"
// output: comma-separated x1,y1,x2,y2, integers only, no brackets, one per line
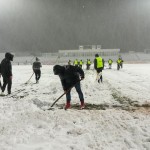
0,64,150,150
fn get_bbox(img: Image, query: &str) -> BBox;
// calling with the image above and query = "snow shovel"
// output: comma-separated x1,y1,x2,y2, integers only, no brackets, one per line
47,79,82,110
47,91,68,110
25,72,34,84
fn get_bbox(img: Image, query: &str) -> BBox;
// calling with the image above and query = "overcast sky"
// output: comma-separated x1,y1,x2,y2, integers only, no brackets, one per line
0,0,150,53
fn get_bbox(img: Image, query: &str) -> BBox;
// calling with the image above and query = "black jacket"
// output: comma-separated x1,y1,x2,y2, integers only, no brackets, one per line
54,65,84,90
1,53,14,77
32,61,42,70
0,63,1,74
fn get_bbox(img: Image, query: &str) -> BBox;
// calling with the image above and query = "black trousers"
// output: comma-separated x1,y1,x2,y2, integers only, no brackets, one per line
2,76,12,94
96,68,103,82
117,64,120,70
86,64,90,70
34,70,41,81
0,80,2,90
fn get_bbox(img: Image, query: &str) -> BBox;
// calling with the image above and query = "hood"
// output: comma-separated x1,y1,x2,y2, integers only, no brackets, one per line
53,65,64,75
5,52,14,61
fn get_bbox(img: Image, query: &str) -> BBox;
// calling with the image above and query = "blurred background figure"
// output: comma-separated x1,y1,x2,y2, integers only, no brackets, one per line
73,59,78,67
79,60,83,68
116,58,122,70
108,58,113,69
68,60,71,65
86,59,91,70
94,54,104,83
32,57,42,83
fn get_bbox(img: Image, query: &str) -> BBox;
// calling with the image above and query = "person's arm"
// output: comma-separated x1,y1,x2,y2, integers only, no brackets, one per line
0,64,1,77
7,61,12,78
102,59,105,69
59,75,67,91
94,59,97,69
75,66,85,79
102,59,105,65
40,62,42,67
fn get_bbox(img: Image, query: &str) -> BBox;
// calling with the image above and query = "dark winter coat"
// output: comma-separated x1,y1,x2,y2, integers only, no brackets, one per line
0,63,1,74
53,65,84,91
0,63,1,88
1,53,14,77
33,61,42,70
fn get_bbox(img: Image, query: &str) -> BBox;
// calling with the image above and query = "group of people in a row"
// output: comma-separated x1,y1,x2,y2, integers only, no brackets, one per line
0,52,123,110
57,55,123,109
68,59,92,70
68,57,124,70
107,57,124,70
54,53,105,109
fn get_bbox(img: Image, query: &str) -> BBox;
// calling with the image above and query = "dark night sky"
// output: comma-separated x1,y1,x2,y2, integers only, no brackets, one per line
0,0,150,53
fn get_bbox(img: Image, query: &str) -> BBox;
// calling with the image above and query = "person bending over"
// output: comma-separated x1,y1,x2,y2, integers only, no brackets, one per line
53,65,85,109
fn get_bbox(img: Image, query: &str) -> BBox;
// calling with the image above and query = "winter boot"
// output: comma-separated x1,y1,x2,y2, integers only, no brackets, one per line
65,101,71,110
8,91,11,95
80,100,85,109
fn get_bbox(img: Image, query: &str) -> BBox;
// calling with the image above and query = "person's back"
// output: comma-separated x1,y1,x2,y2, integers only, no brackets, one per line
94,54,104,71
108,59,113,65
32,57,42,83
73,59,78,66
94,54,104,83
56,65,84,90
33,61,42,70
117,58,122,70
1,56,12,77
79,60,83,68
88,59,91,65
86,59,91,70
108,59,113,69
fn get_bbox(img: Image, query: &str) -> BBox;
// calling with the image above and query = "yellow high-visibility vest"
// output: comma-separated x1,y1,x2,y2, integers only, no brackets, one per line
108,59,113,64
96,57,103,68
74,60,78,65
117,59,122,64
80,61,83,65
87,60,91,65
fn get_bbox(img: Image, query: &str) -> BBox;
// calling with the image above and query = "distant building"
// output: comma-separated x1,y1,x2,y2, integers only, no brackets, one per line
58,45,120,57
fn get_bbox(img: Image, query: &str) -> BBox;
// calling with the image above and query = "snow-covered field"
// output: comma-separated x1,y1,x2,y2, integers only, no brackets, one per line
0,63,150,150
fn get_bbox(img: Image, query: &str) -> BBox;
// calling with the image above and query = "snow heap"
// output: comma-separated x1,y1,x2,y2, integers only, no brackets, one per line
0,64,150,150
